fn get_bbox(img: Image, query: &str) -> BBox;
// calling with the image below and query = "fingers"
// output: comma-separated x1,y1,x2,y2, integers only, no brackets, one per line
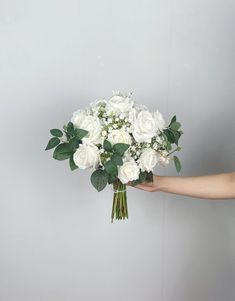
127,182,155,192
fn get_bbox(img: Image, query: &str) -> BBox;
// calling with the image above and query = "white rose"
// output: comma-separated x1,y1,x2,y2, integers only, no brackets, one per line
107,129,132,145
154,110,166,131
71,109,87,128
71,110,102,144
128,108,138,124
73,143,100,169
106,93,134,114
139,148,160,172
133,111,157,143
118,160,140,184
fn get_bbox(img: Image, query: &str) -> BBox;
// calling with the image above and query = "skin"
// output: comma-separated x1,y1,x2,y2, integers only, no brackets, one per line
128,172,235,200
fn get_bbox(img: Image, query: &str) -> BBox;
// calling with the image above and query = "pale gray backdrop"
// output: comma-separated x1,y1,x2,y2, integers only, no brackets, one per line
0,1,235,301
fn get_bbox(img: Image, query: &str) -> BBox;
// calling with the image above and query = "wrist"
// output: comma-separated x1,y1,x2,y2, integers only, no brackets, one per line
153,175,165,191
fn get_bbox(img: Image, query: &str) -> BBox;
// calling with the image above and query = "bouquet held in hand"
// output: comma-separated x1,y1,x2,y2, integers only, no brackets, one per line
45,91,183,222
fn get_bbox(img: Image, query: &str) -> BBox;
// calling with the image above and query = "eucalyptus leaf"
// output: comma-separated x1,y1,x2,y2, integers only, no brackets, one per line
173,156,181,173
145,171,153,183
90,169,109,191
45,137,60,150
172,131,180,145
163,129,175,144
67,122,74,134
104,160,118,177
111,153,123,166
69,155,78,171
170,121,181,131
53,143,73,161
170,115,176,125
113,143,130,156
50,129,63,137
70,137,82,149
74,128,88,140
103,140,113,152
130,172,147,186
108,174,117,184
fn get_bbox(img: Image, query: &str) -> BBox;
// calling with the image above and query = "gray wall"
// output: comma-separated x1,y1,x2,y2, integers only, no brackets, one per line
0,1,235,300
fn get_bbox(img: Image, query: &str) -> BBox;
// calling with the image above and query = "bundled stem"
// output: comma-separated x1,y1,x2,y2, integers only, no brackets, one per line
111,179,128,223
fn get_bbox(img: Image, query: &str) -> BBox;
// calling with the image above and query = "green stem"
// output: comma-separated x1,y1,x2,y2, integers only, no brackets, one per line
111,179,128,222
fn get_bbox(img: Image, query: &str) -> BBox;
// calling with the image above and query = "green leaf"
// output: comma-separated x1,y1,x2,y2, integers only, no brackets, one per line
170,121,181,131
163,129,175,144
45,137,60,150
69,155,78,171
108,174,117,184
111,153,123,166
70,137,82,149
90,169,109,191
50,129,63,137
170,115,176,125
145,171,153,183
67,122,74,134
166,141,172,151
103,140,113,152
172,131,180,145
53,143,73,160
113,143,130,156
104,160,118,177
173,156,181,173
130,171,147,186
74,128,88,140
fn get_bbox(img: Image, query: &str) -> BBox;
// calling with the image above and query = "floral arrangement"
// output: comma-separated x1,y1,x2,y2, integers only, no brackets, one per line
45,91,183,222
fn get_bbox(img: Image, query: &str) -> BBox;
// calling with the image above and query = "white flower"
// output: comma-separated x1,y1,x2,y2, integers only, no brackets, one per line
134,103,148,111
159,156,170,166
133,110,157,143
118,160,140,184
159,150,170,166
128,108,138,124
107,129,132,145
71,110,102,144
154,110,166,131
139,148,160,172
71,110,87,127
90,98,106,109
73,143,100,169
106,92,134,114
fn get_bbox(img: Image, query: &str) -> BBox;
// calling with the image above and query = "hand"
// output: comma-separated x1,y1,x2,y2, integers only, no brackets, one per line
127,175,160,192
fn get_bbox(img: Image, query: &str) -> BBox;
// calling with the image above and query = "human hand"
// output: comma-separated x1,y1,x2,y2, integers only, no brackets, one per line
127,175,160,192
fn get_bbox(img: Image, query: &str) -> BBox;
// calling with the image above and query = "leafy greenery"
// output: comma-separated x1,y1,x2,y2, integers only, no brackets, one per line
45,137,60,150
90,169,109,191
74,128,89,140
111,153,123,166
103,140,113,152
170,121,181,131
173,156,181,173
69,155,78,171
163,115,183,146
130,171,153,186
50,129,63,137
45,122,89,172
104,160,118,177
53,143,73,161
113,143,130,156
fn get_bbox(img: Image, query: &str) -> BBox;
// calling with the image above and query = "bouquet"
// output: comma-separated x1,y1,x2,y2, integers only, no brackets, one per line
45,91,183,222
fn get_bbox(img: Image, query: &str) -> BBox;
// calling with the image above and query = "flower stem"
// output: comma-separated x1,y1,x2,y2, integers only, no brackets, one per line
111,179,128,222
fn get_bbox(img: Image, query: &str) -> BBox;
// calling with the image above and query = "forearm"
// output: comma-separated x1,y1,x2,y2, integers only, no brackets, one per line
156,172,235,199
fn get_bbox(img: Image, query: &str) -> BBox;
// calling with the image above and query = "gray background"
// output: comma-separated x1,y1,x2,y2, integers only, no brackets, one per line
0,0,235,300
